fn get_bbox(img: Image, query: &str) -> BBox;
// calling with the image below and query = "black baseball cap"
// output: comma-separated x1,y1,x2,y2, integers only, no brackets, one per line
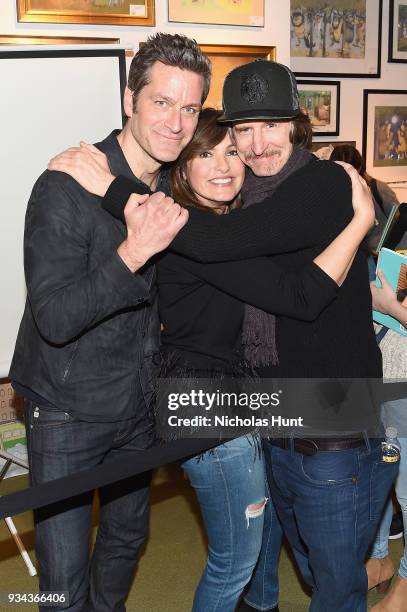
218,59,300,123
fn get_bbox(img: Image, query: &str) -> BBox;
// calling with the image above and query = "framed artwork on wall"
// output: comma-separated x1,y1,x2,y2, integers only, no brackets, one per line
362,89,407,182
0,35,120,45
290,0,382,78
297,80,340,136
17,0,155,26
168,0,264,27
198,45,275,109
389,0,407,63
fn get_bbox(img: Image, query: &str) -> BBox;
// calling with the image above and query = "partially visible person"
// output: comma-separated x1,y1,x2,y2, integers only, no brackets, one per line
331,146,406,610
330,144,400,253
366,272,407,612
390,511,405,540
9,32,210,612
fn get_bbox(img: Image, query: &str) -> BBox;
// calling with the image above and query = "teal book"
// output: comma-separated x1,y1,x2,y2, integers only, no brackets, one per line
373,248,407,337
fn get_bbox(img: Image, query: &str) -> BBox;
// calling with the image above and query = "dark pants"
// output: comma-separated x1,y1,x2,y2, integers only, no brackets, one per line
262,437,398,612
25,398,154,612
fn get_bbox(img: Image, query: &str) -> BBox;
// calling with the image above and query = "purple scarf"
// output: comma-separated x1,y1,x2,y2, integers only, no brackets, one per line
241,147,314,367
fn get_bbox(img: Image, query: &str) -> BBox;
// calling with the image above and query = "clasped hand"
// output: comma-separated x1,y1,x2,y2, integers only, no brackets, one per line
118,192,189,272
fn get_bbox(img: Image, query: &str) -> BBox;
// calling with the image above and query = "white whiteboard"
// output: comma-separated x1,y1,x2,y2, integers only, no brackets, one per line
0,48,126,377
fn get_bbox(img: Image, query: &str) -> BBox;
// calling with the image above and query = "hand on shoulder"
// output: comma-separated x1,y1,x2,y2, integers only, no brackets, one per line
48,142,114,197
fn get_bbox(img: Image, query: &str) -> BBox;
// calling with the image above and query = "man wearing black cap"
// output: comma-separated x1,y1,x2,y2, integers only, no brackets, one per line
172,59,396,612
48,59,397,611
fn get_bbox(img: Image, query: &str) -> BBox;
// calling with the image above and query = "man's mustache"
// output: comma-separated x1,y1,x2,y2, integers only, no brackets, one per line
244,149,281,161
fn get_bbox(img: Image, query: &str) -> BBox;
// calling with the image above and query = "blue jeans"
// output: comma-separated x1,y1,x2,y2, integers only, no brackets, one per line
242,477,283,611
371,434,407,579
247,437,398,612
25,398,154,612
182,435,267,612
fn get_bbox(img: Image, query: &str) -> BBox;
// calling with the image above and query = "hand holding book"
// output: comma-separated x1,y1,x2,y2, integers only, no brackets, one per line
372,252,407,336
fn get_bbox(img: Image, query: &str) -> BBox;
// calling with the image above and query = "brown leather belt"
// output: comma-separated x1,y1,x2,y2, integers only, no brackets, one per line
270,436,366,456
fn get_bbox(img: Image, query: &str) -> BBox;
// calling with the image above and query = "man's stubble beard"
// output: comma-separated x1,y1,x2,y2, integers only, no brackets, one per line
244,149,283,177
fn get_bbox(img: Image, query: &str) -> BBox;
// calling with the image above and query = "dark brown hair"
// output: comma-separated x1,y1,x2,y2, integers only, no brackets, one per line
128,33,211,111
289,111,313,150
329,144,368,178
170,108,241,212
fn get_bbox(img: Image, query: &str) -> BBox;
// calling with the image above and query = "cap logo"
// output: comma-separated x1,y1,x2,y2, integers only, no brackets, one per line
241,73,268,105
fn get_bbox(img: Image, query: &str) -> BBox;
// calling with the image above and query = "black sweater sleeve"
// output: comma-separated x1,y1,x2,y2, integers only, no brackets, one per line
102,159,352,262
159,253,338,321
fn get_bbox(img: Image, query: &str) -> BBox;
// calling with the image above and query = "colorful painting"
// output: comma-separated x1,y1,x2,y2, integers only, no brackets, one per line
17,0,154,25
363,90,407,183
28,0,146,14
290,1,366,59
397,3,407,51
0,35,120,45
291,0,381,77
168,0,264,27
373,107,407,167
301,90,331,123
297,80,340,135
389,1,407,62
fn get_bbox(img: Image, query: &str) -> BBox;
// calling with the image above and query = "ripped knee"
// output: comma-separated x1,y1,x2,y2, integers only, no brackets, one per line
245,497,268,528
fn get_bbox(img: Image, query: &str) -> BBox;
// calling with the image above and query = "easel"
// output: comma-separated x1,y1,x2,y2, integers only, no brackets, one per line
0,449,37,576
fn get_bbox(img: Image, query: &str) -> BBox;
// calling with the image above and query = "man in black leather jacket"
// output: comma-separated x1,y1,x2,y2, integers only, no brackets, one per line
9,33,210,612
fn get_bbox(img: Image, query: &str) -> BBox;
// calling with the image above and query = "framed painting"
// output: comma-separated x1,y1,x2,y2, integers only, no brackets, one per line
290,0,382,78
389,0,407,63
199,45,275,109
17,0,155,26
362,89,407,182
297,79,340,136
168,0,264,27
0,35,120,45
